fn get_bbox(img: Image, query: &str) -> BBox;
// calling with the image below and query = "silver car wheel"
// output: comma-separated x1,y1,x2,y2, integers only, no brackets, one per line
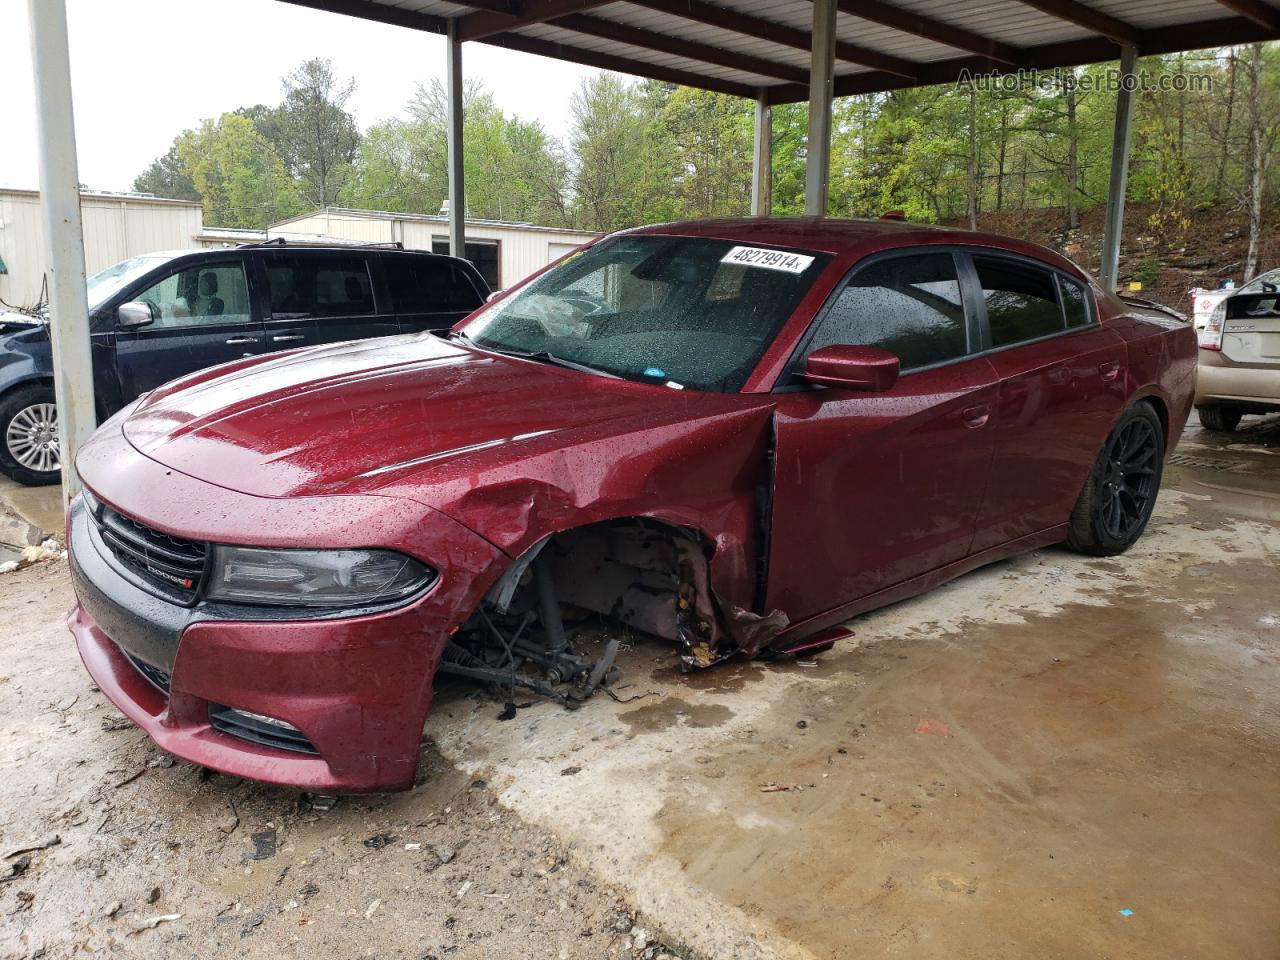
5,402,60,473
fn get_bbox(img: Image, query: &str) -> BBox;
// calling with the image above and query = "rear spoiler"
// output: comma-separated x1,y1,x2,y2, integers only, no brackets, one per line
1117,294,1189,323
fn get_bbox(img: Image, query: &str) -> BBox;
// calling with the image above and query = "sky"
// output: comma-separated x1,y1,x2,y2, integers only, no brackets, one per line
1,0,600,193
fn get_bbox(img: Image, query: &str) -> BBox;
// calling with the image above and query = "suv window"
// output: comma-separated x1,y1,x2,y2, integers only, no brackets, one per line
804,253,967,371
132,261,251,329
265,255,375,318
974,256,1064,347
384,256,483,313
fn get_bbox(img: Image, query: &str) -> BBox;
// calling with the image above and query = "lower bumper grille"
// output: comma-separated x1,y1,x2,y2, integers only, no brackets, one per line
209,705,319,755
124,651,171,694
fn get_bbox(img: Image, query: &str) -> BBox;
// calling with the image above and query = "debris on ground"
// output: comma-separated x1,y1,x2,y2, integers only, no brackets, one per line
759,782,815,793
914,719,951,737
130,913,181,934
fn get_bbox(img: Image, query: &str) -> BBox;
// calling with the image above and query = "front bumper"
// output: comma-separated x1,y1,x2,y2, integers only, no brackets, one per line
68,428,505,792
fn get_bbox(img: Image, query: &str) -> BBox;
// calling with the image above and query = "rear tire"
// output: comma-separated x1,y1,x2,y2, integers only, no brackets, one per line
1065,402,1165,557
0,385,61,486
1196,404,1243,432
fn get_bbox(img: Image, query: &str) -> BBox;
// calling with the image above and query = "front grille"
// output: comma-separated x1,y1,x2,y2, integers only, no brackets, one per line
91,504,209,604
209,705,319,755
124,651,171,694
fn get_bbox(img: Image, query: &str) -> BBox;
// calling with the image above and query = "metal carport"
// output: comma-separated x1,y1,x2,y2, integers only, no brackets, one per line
24,0,1280,503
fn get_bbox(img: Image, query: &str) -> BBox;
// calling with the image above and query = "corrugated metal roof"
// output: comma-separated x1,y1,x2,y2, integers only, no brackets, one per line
276,0,1280,102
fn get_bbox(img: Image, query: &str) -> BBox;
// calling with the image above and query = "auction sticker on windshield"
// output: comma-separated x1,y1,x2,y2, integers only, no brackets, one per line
721,246,815,274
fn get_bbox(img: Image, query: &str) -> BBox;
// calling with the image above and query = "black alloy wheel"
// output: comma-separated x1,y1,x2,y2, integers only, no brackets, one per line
1065,403,1165,556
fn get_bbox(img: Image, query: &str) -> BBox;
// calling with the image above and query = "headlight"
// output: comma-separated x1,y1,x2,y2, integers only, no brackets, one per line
205,546,436,607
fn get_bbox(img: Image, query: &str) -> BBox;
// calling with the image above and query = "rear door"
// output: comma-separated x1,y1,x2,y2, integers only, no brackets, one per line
766,250,999,624
112,255,264,400
382,253,487,334
259,250,397,351
966,252,1127,552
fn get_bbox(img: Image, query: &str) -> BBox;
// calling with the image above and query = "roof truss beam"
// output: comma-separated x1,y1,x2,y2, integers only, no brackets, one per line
1211,0,1280,29
632,0,921,79
275,0,444,32
835,0,1023,66
549,13,811,83
1012,0,1142,45
457,0,617,41
475,30,758,96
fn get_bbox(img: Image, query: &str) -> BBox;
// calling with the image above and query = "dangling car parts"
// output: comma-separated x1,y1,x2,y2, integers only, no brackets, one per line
68,219,1196,792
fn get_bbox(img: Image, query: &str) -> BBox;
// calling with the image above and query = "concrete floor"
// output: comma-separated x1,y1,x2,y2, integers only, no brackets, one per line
0,474,63,540
2,416,1278,959
427,416,1280,959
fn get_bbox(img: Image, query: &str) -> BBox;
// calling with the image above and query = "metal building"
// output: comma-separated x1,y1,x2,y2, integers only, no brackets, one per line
267,207,600,290
0,189,202,309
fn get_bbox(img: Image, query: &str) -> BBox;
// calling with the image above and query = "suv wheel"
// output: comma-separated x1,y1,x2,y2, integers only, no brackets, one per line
0,385,61,486
1065,402,1165,557
1196,405,1243,432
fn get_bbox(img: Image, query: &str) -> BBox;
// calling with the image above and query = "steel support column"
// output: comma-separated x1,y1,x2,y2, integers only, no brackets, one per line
1099,44,1139,291
27,0,94,507
751,90,772,216
446,17,466,258
804,0,837,216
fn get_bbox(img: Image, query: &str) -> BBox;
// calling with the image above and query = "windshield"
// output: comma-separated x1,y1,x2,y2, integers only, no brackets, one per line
1241,267,1280,293
461,235,830,391
86,254,177,312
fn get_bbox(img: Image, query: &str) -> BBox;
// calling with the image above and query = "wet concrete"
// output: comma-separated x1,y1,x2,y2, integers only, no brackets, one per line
430,413,1280,959
3,415,1279,959
0,475,62,542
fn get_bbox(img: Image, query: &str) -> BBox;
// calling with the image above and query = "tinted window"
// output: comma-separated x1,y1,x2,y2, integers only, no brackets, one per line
1058,275,1091,328
265,255,375,318
805,253,967,371
432,240,500,291
384,256,483,313
975,257,1063,347
131,262,251,330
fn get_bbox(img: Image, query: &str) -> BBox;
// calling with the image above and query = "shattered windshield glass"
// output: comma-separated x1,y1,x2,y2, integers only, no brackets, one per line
461,235,830,391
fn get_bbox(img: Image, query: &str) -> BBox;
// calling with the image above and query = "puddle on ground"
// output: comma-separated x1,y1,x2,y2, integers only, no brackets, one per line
620,697,734,733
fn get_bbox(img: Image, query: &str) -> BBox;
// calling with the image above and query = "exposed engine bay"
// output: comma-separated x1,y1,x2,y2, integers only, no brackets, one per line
439,520,789,712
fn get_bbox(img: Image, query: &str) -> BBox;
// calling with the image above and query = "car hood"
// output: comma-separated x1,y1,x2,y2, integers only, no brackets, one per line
123,333,762,506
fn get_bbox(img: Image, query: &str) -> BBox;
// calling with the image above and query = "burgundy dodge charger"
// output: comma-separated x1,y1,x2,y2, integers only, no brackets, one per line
68,219,1196,792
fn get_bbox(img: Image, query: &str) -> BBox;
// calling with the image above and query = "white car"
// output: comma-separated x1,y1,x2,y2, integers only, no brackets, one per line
1195,268,1280,430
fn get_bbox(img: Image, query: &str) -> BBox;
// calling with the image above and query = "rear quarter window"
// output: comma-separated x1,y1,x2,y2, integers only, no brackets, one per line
384,256,484,314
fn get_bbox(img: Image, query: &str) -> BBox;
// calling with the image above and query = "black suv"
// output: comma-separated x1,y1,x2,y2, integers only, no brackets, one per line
0,244,489,484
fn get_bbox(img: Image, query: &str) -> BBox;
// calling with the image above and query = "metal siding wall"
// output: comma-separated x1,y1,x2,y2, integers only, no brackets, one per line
0,193,48,307
0,191,203,309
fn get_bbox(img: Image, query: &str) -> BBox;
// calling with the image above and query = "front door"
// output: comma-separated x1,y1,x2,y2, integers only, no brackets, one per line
112,257,263,401
766,251,999,626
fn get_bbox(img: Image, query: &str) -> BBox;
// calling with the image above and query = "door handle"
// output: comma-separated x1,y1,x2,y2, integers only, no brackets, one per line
1098,360,1121,381
961,404,991,428
225,336,259,345
271,334,305,342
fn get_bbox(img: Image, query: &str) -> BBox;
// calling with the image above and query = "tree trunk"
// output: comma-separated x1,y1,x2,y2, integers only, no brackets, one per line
967,86,979,230
1065,82,1079,230
995,102,1008,212
1245,43,1264,281
1216,50,1238,201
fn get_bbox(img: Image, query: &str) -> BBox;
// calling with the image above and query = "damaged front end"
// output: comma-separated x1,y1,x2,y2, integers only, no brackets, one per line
439,519,789,710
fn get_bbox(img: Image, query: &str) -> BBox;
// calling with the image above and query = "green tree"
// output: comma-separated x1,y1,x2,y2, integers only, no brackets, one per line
132,143,199,201
176,114,305,228
569,74,648,230
273,59,362,207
